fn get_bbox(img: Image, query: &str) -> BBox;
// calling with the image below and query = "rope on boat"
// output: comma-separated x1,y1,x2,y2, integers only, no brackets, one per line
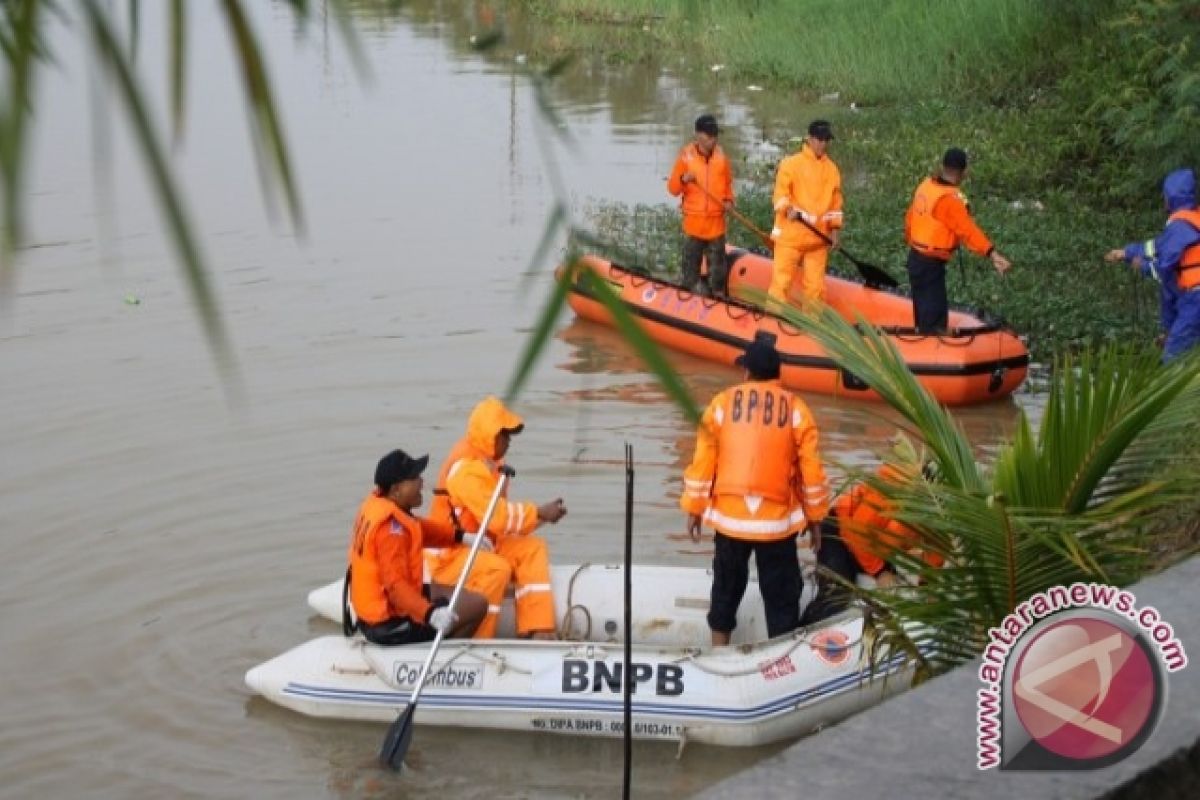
670,624,867,678
560,562,594,641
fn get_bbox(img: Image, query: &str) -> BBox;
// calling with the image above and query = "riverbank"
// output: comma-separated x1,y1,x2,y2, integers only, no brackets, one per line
515,0,1200,361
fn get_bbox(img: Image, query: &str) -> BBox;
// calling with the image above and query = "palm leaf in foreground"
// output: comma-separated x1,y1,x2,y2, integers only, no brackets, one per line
780,303,1200,676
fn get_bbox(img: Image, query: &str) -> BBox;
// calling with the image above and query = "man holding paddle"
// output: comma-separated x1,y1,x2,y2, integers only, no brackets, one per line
768,119,844,306
905,147,1012,332
667,113,735,297
345,449,499,645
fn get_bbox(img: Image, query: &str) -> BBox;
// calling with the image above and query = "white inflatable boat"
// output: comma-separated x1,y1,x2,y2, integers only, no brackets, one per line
245,564,917,747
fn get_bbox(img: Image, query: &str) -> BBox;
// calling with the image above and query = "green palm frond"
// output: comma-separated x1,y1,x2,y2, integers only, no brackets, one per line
780,302,1200,674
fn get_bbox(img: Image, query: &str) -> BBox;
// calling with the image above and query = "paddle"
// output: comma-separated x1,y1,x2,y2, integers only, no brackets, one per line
379,465,515,771
692,181,774,251
790,213,899,289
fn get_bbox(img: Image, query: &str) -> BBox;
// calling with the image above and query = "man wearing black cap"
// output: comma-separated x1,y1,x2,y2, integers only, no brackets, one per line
768,119,844,305
680,335,831,646
668,113,735,296
904,147,1012,332
345,448,498,645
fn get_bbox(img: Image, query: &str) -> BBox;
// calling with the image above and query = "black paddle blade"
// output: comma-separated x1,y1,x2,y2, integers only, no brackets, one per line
380,704,416,771
843,253,899,289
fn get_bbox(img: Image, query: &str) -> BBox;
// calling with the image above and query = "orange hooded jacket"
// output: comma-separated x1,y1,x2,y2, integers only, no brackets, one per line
430,396,540,540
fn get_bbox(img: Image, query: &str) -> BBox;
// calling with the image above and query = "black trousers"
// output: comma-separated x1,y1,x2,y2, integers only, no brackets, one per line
681,234,728,296
906,249,950,333
708,532,801,638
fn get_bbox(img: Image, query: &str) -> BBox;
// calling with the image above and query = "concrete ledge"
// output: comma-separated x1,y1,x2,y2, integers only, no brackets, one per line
698,557,1199,800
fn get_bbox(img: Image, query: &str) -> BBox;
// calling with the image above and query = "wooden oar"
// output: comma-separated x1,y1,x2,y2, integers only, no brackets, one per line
791,213,900,290
693,181,774,251
379,466,515,771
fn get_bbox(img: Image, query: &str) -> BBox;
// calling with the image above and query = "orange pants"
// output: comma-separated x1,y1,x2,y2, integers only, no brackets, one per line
769,243,829,305
496,535,555,636
427,548,513,638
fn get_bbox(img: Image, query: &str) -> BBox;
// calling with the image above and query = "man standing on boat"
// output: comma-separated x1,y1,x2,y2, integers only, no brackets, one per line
430,396,567,640
768,119,843,306
680,336,831,645
346,448,500,645
904,147,1012,332
1104,167,1200,362
667,113,735,297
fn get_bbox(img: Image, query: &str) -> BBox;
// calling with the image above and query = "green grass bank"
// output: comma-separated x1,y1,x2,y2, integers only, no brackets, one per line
516,0,1200,361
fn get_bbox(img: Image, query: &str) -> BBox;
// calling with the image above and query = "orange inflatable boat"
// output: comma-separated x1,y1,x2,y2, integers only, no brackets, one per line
560,249,1028,406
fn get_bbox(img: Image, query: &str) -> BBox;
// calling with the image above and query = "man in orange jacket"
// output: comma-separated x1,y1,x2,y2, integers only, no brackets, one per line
681,336,831,645
905,147,1012,332
667,113,735,297
346,448,497,645
430,397,568,640
801,460,946,625
768,119,843,306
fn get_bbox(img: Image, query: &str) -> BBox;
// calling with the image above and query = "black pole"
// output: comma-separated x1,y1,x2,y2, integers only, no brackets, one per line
622,443,634,800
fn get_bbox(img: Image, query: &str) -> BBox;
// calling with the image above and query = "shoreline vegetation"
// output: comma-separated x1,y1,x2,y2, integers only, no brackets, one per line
516,0,1200,362
509,0,1200,668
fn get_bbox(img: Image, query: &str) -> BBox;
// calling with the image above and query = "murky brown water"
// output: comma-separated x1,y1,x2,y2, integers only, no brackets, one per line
0,3,1039,798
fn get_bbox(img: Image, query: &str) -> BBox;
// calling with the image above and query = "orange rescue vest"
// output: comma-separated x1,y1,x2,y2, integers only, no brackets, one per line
1169,208,1200,290
906,177,964,261
712,382,796,504
347,493,421,625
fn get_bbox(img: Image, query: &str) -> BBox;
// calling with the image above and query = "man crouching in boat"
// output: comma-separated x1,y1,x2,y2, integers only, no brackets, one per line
429,396,568,640
681,336,831,646
346,449,497,644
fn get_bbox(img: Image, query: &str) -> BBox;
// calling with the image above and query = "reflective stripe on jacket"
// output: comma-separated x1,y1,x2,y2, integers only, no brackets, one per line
681,379,830,542
904,176,992,260
347,492,455,625
770,145,843,248
667,143,734,240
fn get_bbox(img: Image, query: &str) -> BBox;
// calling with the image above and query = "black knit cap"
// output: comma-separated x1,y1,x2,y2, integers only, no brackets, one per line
735,337,782,380
374,449,429,491
942,147,969,171
695,114,719,136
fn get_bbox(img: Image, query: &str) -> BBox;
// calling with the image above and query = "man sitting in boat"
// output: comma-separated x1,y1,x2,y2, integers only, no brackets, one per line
429,396,568,640
681,335,831,645
346,448,504,645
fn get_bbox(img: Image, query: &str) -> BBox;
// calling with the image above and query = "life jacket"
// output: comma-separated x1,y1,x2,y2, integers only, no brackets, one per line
906,177,965,261
346,493,421,626
1168,208,1200,290
712,382,796,504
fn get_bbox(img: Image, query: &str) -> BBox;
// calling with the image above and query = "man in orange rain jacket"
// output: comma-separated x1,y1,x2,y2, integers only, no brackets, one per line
905,147,1013,332
768,119,843,305
346,448,501,645
680,335,830,645
667,113,735,297
429,396,568,640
